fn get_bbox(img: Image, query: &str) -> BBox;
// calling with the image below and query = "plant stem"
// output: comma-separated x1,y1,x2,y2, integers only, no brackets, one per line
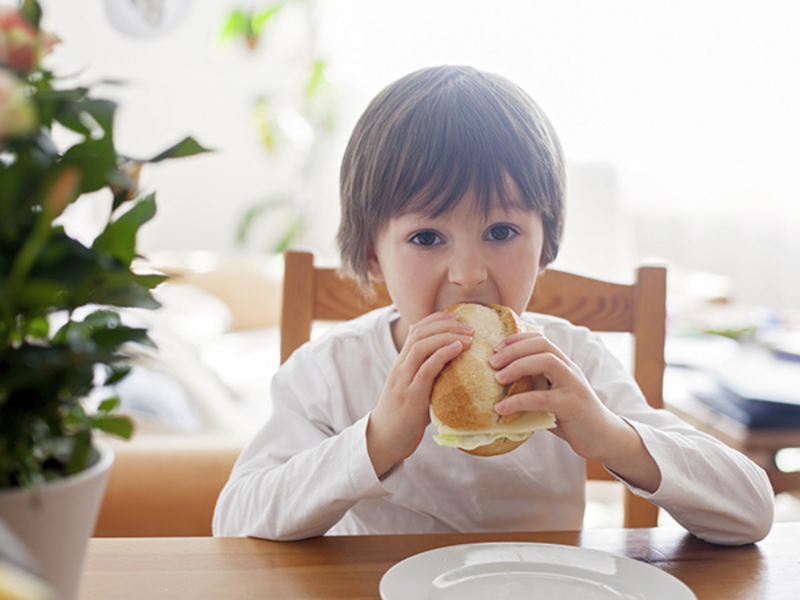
7,208,53,303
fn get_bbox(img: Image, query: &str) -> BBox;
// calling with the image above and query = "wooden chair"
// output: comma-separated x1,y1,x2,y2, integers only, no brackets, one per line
280,250,667,528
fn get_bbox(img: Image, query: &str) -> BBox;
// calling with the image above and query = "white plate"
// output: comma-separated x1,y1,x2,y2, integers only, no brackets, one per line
380,542,696,600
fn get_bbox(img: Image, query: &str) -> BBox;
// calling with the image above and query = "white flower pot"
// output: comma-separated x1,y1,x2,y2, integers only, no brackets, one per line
0,439,114,600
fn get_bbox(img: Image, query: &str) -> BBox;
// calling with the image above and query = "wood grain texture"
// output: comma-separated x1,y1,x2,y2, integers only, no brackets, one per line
80,524,797,600
528,268,635,331
280,250,316,364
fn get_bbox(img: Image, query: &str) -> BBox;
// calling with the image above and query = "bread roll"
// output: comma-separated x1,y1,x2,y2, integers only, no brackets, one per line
430,303,556,456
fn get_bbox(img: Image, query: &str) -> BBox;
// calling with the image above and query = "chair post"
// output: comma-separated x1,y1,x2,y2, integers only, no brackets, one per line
281,251,315,364
625,265,667,527
624,492,660,528
632,266,667,410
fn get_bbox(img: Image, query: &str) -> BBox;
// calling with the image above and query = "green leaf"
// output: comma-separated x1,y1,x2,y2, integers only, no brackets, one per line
92,324,150,352
53,309,119,349
89,279,163,310
92,194,156,265
305,59,328,101
61,136,117,194
253,97,277,153
235,195,291,245
104,365,132,386
15,279,65,314
66,430,92,475
132,272,168,292
62,403,89,430
24,315,49,340
272,215,304,253
21,0,42,29
251,4,285,35
146,137,211,163
97,397,121,413
219,9,252,41
82,308,123,329
92,415,134,440
55,98,117,139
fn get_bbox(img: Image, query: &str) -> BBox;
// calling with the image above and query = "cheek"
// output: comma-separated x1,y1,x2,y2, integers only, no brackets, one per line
386,262,442,318
498,247,540,308
395,264,438,297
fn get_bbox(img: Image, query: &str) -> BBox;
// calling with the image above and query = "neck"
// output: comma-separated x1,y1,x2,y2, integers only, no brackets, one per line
389,316,410,352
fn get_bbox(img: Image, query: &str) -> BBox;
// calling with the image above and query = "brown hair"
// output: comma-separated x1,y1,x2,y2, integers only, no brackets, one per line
337,65,566,289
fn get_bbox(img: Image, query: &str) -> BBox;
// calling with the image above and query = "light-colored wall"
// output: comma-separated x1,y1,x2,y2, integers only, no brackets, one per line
38,0,800,309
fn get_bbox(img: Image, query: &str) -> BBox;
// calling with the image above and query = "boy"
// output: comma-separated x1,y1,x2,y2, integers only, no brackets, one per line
213,66,773,545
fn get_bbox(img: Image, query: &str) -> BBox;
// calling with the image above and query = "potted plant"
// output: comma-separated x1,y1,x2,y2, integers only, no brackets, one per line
0,2,208,598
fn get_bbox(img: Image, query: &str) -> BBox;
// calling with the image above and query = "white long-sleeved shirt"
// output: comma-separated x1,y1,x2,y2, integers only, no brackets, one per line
213,306,774,545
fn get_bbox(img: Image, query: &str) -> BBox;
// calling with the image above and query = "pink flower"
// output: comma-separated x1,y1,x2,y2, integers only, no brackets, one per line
0,68,37,140
0,7,58,73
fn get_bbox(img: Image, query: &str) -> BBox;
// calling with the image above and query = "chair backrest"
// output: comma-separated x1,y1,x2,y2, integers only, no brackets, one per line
280,249,666,528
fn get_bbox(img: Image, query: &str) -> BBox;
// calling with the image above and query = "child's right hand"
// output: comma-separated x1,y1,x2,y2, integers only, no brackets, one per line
366,311,473,478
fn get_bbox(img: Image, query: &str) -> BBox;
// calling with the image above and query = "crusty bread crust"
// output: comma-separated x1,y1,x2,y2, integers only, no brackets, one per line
431,303,517,430
431,303,532,430
430,303,552,457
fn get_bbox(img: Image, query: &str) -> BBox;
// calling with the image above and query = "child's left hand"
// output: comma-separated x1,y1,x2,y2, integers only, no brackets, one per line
490,330,661,493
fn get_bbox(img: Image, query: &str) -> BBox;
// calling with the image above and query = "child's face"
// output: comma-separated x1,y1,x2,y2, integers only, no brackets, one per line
367,185,545,348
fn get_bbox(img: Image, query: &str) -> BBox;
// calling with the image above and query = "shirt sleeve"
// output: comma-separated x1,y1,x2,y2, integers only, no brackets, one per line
576,329,775,545
623,416,774,545
212,347,397,540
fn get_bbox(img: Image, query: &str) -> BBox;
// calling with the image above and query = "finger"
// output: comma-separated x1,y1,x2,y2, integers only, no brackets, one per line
414,338,466,384
490,334,571,370
404,313,473,348
494,352,569,388
494,388,552,416
408,339,467,405
496,329,545,349
396,331,472,384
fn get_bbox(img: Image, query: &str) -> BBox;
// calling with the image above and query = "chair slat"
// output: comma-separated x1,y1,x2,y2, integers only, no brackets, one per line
314,270,390,321
527,269,634,332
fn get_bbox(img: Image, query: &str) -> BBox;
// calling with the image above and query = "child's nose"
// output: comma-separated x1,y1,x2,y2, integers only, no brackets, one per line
448,249,488,289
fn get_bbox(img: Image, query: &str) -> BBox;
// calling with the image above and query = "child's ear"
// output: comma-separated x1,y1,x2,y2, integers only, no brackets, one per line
366,247,384,281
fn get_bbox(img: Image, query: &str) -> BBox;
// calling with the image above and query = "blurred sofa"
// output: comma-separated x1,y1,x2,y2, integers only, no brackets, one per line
95,435,243,537
94,252,284,537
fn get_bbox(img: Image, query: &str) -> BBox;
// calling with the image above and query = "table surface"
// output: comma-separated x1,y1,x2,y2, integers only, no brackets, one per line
79,522,799,600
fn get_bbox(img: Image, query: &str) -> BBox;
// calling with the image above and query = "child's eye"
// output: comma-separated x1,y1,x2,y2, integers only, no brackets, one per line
485,224,518,242
409,230,443,246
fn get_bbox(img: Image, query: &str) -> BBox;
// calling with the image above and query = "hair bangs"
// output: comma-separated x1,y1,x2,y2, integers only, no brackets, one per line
391,86,531,220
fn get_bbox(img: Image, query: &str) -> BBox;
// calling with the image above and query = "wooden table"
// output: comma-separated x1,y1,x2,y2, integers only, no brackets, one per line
79,523,798,599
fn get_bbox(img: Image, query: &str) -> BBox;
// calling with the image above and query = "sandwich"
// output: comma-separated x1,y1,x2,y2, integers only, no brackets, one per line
430,302,556,456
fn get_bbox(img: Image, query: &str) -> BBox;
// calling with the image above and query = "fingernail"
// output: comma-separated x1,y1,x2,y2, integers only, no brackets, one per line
488,354,501,366
494,340,506,351
495,369,508,384
462,325,474,333
495,401,507,414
